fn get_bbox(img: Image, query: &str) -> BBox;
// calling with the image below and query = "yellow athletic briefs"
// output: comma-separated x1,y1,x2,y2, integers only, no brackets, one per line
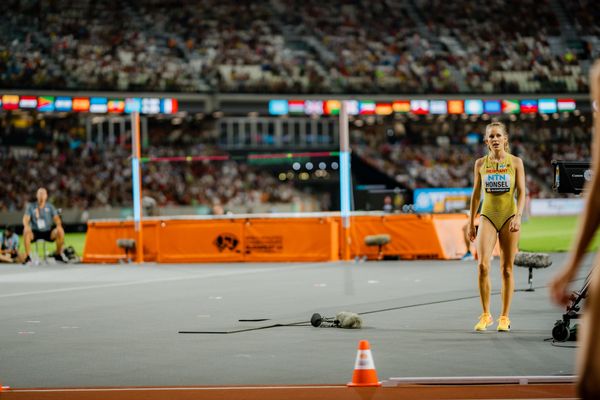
480,154,517,232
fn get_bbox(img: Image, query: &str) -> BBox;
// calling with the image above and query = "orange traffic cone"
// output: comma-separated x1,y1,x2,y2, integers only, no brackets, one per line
347,340,381,387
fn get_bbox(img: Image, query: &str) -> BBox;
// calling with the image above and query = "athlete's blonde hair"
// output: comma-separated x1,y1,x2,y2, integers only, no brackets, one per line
485,121,510,153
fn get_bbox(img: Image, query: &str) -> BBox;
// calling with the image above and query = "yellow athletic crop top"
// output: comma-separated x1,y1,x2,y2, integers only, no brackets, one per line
479,154,517,232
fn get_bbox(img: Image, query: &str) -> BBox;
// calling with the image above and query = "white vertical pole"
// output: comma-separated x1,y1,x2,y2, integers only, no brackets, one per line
339,101,352,260
131,112,144,263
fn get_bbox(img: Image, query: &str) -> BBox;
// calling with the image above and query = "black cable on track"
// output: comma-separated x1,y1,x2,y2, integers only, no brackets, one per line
178,279,585,334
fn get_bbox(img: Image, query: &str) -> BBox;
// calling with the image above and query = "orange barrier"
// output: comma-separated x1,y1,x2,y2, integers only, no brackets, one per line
431,214,470,260
83,213,475,263
84,216,340,263
157,219,245,263
345,214,446,260
243,217,339,262
429,214,501,260
84,220,159,263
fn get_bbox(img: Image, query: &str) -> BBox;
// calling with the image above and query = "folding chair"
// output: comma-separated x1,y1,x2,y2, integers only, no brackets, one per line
33,238,49,265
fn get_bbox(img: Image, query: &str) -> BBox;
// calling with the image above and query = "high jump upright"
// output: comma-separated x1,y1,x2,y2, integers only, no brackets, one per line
339,101,352,260
131,112,144,263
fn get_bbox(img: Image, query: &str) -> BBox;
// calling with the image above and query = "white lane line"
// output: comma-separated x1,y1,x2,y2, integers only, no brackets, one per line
0,262,328,299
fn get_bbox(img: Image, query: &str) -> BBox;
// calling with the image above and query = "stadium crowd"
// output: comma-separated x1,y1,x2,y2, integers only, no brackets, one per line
353,115,592,198
0,0,596,94
0,112,591,212
0,141,305,212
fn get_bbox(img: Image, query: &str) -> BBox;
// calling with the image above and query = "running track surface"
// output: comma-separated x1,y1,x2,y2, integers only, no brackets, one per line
0,252,592,399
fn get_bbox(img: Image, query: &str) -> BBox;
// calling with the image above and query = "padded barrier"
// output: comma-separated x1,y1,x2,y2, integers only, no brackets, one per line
346,214,445,260
83,213,475,263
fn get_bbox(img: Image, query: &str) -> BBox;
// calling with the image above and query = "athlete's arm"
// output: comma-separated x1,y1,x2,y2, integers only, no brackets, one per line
53,214,62,230
467,158,483,241
551,60,600,306
22,213,31,233
509,156,526,232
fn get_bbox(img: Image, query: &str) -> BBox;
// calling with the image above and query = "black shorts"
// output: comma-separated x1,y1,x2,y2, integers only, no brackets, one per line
32,230,55,242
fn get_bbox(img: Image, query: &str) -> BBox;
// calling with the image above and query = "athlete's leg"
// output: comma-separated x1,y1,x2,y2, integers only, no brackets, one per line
476,216,498,315
23,228,33,257
498,217,519,317
577,259,600,398
50,227,65,254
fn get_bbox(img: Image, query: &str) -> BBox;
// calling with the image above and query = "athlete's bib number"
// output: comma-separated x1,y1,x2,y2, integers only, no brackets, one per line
484,173,511,193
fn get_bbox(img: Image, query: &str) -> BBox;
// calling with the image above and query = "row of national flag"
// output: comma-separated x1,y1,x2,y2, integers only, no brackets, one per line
0,95,178,115
268,98,578,116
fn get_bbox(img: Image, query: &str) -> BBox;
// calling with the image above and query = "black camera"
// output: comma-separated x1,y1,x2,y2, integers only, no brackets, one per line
552,160,592,194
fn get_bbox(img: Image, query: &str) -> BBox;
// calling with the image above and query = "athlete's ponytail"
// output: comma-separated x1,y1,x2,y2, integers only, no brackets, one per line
485,122,510,153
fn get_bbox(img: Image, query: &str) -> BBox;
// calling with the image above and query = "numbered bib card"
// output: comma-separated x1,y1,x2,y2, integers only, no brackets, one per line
484,174,511,193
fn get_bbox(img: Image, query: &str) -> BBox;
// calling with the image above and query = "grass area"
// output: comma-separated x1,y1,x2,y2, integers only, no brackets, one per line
519,215,600,252
64,232,87,255
40,216,599,258
20,232,87,257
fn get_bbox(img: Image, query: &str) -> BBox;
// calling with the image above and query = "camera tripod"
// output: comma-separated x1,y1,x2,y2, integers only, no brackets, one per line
552,270,592,342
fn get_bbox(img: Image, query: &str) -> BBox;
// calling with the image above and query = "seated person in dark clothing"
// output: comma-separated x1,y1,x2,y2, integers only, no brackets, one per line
0,226,23,263
22,187,67,263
